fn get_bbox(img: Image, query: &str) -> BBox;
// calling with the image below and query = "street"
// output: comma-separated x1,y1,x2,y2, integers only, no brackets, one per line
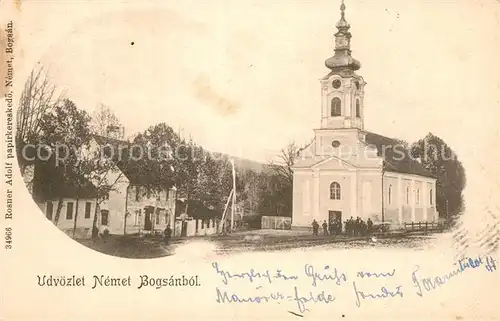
78,229,440,258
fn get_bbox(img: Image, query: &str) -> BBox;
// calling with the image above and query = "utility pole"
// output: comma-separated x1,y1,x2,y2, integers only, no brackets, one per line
231,159,236,232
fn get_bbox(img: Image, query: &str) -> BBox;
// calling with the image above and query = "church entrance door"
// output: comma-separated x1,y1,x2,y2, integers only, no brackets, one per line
329,210,342,233
329,210,342,223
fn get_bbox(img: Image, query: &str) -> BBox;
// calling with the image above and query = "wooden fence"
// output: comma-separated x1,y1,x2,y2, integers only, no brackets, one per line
261,216,292,230
403,222,444,232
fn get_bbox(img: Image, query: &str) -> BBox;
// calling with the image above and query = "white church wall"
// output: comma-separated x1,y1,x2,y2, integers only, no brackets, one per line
384,173,438,224
401,178,413,223
383,175,400,224
426,182,438,221
292,171,313,227
319,172,351,222
414,180,424,221
357,172,383,222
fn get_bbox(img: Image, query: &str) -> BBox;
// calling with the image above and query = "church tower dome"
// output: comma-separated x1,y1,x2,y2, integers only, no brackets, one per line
325,0,361,72
319,0,366,131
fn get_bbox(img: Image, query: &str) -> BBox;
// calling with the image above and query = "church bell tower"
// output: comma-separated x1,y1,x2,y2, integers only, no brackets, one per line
320,0,365,130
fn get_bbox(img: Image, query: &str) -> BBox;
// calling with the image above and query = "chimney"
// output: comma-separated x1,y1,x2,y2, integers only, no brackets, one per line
106,125,124,139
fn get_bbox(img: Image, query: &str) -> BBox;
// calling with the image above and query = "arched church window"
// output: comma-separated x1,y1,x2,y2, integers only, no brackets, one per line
430,189,433,205
331,98,341,117
388,185,392,204
330,182,341,200
356,99,361,118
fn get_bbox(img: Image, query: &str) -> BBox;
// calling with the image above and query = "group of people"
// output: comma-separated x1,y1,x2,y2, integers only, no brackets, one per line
311,217,374,236
344,216,373,236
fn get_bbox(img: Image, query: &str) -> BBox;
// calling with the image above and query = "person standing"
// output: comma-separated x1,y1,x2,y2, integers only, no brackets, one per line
91,225,99,244
322,220,328,236
164,224,172,244
312,220,318,236
367,218,373,235
355,217,362,236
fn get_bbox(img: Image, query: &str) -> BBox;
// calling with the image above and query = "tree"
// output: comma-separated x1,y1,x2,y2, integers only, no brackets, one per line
38,99,93,227
235,168,261,214
80,142,126,234
132,123,180,193
269,142,299,186
264,142,301,216
16,66,63,173
410,133,466,219
90,103,122,137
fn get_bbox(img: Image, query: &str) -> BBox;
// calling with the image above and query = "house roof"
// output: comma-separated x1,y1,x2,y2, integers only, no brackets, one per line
33,157,98,201
362,131,436,179
92,135,175,187
294,130,436,179
175,199,219,219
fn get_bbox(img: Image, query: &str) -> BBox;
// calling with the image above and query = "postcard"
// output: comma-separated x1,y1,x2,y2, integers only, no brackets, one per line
1,0,499,320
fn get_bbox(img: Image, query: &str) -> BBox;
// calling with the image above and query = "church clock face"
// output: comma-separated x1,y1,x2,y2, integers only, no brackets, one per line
332,79,341,89
335,37,347,47
332,140,341,148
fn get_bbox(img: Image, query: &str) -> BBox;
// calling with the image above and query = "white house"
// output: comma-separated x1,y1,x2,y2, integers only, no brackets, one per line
291,2,438,229
29,155,99,238
90,135,177,235
32,134,177,238
42,197,98,238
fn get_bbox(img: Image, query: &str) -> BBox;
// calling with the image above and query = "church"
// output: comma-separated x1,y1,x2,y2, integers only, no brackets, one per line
291,1,438,229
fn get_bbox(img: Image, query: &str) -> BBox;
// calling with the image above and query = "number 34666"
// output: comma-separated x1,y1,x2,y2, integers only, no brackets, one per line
5,227,12,249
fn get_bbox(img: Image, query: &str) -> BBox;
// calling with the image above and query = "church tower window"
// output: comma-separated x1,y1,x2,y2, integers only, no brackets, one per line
331,97,341,116
406,187,410,204
330,182,341,200
388,185,392,204
430,189,433,205
356,99,360,117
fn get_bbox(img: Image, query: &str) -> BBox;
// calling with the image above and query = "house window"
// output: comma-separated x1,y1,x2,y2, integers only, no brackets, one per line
331,97,341,116
155,211,160,225
84,202,92,218
406,187,410,204
388,185,392,204
135,186,140,201
430,189,433,205
46,202,53,220
416,189,420,204
66,202,74,220
101,210,109,226
330,182,341,200
165,190,169,201
135,209,141,225
356,99,361,117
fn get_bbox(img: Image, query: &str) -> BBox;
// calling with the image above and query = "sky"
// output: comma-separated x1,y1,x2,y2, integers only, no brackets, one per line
13,0,500,225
